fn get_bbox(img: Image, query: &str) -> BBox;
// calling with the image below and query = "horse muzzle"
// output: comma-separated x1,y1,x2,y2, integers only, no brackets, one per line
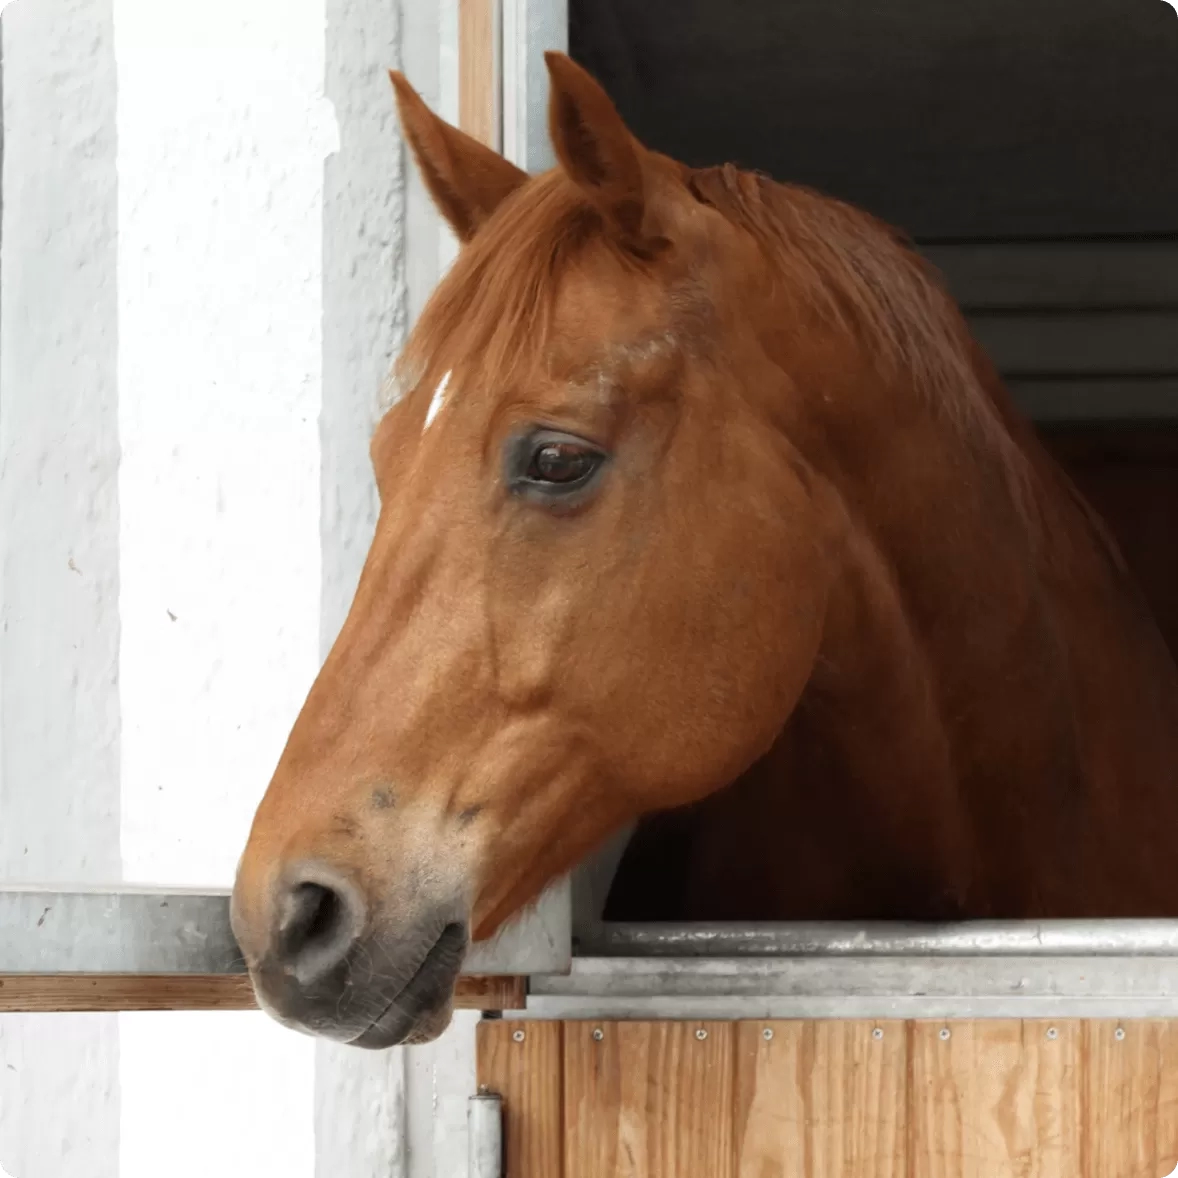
232,860,469,1048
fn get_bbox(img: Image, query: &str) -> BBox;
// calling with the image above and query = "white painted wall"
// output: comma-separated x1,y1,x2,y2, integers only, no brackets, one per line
112,0,328,1161
0,0,121,1172
0,0,483,1173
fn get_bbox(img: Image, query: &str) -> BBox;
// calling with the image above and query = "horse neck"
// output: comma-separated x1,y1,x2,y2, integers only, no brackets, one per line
607,341,1178,923
790,351,1178,915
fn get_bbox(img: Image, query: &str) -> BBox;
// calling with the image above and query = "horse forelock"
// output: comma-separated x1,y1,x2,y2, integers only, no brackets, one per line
395,170,630,407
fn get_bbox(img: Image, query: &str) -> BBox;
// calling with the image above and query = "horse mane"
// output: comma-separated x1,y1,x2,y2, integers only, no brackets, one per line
400,158,1011,439
395,170,618,401
685,165,1028,448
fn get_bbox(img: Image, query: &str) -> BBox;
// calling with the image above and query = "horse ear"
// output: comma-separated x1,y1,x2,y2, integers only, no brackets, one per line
388,70,528,243
544,52,648,241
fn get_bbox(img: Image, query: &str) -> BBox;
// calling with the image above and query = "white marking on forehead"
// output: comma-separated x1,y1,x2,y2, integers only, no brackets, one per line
423,369,451,432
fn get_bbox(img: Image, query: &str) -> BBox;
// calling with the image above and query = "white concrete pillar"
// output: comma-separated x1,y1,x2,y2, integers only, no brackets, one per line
0,0,122,1172
112,0,330,1172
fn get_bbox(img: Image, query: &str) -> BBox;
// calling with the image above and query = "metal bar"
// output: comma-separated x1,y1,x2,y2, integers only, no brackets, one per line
521,995,1178,1021
468,1092,504,1178
0,887,247,974
533,955,1178,998
501,0,566,172
524,954,1178,1019
579,920,1178,958
0,887,565,975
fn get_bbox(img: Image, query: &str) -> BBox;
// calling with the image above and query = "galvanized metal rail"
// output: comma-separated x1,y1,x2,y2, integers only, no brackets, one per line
7,887,1178,1019
578,919,1178,957
0,885,565,975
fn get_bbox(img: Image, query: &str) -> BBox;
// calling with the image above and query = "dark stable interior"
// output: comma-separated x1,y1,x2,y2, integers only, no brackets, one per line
569,0,1178,920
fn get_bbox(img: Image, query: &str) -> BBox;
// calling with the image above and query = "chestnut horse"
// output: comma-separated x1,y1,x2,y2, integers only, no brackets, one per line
231,54,1178,1047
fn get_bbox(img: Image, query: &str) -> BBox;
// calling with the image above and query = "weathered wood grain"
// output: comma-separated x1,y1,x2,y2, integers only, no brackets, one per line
478,1019,564,1178
910,1020,1081,1178
734,1020,906,1178
564,1020,734,1178
1083,1020,1178,1178
459,0,498,148
0,973,525,1012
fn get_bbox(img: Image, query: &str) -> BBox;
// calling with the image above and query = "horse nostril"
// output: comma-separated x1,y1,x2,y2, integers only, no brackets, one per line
275,870,365,987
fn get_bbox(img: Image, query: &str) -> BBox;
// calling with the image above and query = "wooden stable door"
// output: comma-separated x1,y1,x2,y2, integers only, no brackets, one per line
478,1019,1178,1177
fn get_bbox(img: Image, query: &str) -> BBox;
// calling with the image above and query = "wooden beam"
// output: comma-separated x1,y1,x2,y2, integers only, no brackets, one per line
459,0,498,148
0,973,526,1013
479,1020,565,1178
457,973,529,1011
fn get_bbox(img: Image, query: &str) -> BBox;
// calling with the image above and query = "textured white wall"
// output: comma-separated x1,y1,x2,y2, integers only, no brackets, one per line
0,0,121,1173
114,0,334,891
113,2,331,1173
0,0,484,1171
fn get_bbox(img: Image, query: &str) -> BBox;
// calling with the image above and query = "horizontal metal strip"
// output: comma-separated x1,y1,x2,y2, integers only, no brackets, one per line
923,242,1178,310
969,311,1178,376
521,995,1178,1020
0,888,246,974
532,955,1178,1000
1008,376,1178,421
0,887,562,976
581,920,1178,957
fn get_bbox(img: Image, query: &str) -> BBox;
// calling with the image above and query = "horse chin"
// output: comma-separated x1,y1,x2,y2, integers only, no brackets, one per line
247,917,469,1050
344,923,468,1049
347,989,458,1049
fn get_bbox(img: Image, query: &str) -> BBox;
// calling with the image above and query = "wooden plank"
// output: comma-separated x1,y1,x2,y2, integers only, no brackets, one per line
910,1020,1082,1178
733,1020,906,1178
970,312,1178,377
0,973,525,1012
564,1021,734,1178
1083,1021,1178,1178
459,0,498,148
0,974,258,1012
924,243,1178,311
477,1020,564,1178
455,974,529,1011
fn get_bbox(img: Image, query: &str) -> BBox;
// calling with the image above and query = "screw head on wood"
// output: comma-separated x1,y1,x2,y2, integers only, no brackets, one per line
873,1028,884,1041
762,1028,774,1041
939,1028,951,1041
592,1028,604,1042
1046,1027,1059,1040
695,1028,708,1041
1115,1027,1126,1041
511,1029,525,1043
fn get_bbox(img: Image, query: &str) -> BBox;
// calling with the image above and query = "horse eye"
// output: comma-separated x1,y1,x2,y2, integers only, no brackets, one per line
527,442,600,485
506,429,609,503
